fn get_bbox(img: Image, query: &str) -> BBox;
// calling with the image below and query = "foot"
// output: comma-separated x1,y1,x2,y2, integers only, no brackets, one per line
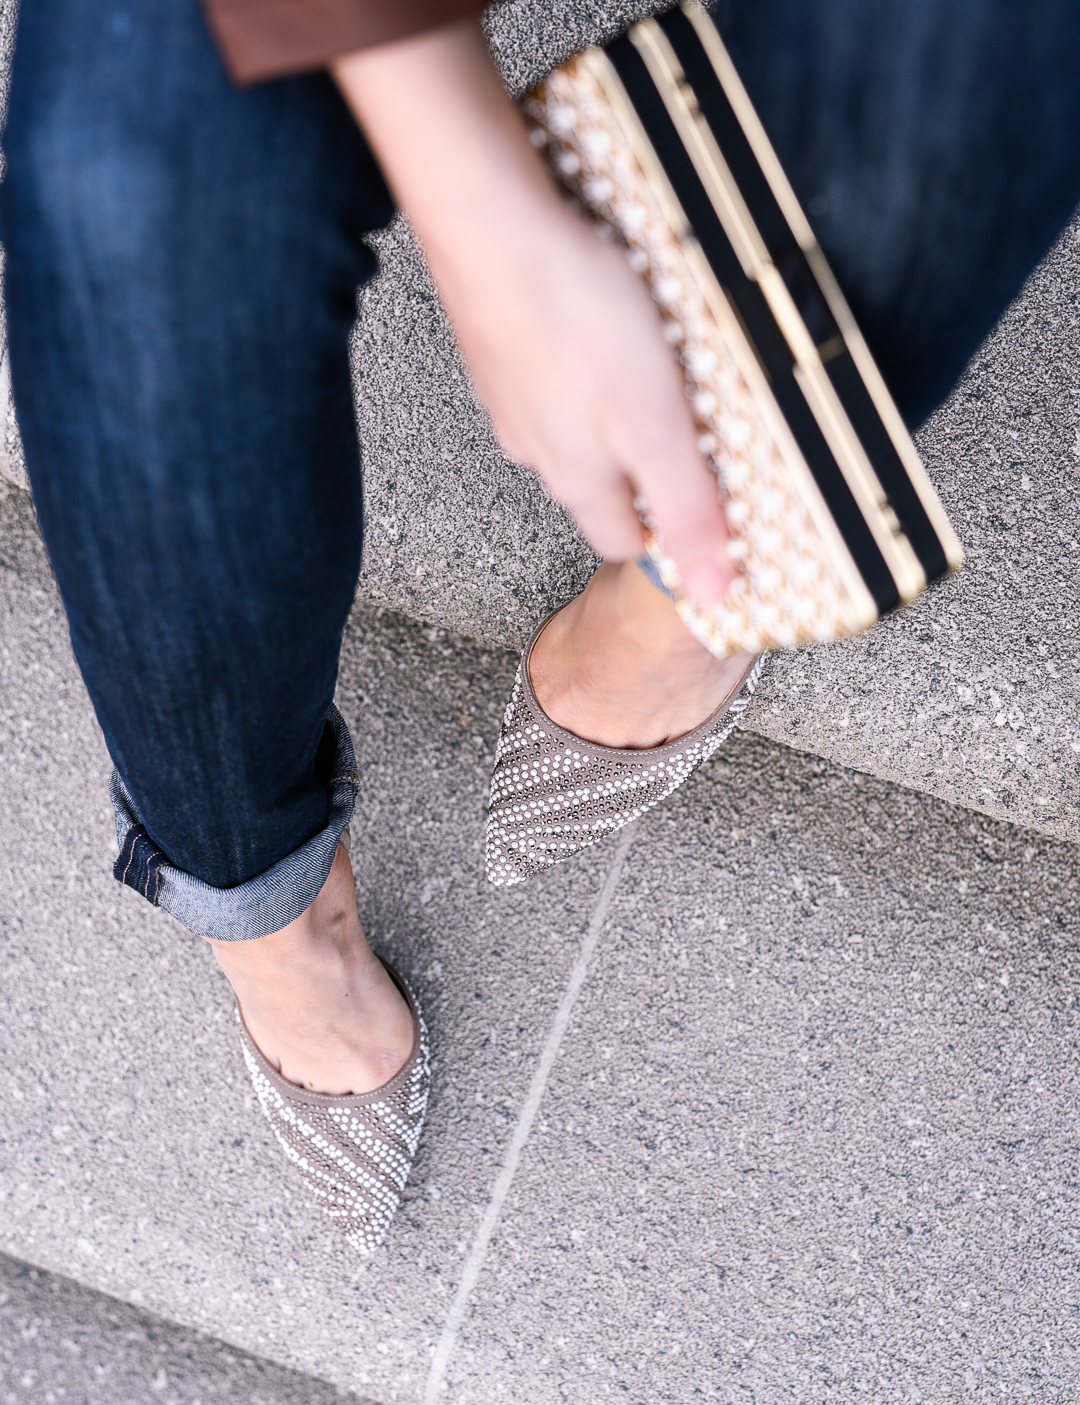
529,560,753,750
206,842,414,1096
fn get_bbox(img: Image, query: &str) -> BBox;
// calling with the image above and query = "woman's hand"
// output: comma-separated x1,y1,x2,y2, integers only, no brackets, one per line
333,20,733,606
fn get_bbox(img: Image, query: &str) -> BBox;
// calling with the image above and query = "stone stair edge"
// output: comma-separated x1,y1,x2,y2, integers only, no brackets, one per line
2,0,1079,846
3,471,1078,861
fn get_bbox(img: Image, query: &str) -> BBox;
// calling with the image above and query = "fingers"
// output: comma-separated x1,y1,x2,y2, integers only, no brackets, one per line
640,460,732,606
461,213,733,593
534,454,646,560
493,394,647,560
614,392,733,608
564,478,646,560
498,391,728,588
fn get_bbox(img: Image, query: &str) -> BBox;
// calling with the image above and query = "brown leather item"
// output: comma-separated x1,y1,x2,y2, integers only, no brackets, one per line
202,0,486,85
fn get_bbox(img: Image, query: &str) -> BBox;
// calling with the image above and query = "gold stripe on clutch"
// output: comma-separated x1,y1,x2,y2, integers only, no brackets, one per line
629,17,928,602
578,47,878,628
680,0,963,571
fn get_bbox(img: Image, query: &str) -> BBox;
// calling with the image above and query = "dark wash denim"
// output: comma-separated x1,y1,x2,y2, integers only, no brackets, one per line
718,0,1080,427
5,0,1080,937
4,0,393,934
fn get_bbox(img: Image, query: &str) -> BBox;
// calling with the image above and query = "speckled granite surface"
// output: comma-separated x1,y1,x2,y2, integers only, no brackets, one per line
0,1252,365,1405
1,0,1078,838
3,531,1080,1401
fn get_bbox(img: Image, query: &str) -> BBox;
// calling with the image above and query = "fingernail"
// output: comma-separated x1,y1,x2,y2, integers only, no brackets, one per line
681,561,726,606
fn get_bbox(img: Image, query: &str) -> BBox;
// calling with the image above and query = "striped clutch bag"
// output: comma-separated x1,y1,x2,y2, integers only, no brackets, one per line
524,2,962,656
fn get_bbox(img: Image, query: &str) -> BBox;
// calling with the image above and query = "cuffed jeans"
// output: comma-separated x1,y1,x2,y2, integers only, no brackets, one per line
5,0,1080,939
4,0,393,938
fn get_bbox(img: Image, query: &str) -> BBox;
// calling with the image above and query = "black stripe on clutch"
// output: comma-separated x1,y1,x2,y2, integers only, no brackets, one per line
602,3,961,611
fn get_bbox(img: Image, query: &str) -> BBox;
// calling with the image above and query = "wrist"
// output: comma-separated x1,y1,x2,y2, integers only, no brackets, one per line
332,20,573,284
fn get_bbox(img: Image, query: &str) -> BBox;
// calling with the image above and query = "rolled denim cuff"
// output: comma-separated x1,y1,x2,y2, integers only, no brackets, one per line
110,704,359,941
636,552,677,601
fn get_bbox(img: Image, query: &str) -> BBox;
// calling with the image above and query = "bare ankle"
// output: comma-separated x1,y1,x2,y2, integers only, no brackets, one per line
530,561,751,749
205,843,414,1095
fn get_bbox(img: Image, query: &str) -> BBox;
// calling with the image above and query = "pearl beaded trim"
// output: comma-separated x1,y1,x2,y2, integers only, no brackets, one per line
486,638,764,886
237,967,430,1255
524,57,871,655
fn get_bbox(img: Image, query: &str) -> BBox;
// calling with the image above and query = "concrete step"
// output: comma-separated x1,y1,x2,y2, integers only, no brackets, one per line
2,0,1078,843
6,209,1078,846
4,487,1080,1402
0,1250,356,1405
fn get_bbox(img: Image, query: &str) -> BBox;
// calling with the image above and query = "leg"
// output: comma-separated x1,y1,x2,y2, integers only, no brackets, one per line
208,842,413,1094
720,0,1080,428
3,0,410,1091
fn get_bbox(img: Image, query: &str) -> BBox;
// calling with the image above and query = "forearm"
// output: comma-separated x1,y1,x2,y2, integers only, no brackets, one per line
330,20,733,601
331,22,558,305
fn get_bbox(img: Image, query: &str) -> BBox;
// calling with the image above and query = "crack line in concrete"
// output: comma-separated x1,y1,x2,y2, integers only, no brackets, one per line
424,821,639,1402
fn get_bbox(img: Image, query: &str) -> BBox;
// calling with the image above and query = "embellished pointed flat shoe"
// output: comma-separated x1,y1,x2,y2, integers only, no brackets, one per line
237,961,431,1254
486,614,765,886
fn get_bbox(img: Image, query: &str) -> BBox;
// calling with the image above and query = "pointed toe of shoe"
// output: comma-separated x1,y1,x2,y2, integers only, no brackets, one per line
238,963,431,1254
485,627,766,886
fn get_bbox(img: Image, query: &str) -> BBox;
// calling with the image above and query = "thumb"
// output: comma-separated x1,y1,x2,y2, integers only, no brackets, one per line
628,431,733,608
